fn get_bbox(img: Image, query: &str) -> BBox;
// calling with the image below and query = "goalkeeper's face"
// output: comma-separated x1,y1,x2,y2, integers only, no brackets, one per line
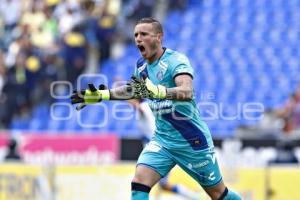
134,23,162,62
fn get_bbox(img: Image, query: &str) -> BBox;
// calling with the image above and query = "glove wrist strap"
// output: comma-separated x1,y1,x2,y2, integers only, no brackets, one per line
100,90,110,100
157,85,167,99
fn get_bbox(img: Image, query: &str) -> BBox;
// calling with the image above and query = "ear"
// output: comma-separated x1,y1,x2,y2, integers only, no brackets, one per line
157,32,163,43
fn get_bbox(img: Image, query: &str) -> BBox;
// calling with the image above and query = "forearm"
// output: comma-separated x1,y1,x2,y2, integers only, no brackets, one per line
71,83,136,111
109,85,135,100
166,86,193,101
164,74,193,101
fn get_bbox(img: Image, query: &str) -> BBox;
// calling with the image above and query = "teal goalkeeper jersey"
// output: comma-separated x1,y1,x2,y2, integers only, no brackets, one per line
134,48,214,151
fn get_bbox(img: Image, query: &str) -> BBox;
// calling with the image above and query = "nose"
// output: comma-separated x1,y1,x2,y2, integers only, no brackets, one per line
135,34,142,43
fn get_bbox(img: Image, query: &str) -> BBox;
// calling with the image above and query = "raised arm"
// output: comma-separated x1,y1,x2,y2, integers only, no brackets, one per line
71,73,194,110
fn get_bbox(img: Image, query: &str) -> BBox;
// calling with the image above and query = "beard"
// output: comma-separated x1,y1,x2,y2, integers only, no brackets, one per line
147,42,158,60
150,42,157,51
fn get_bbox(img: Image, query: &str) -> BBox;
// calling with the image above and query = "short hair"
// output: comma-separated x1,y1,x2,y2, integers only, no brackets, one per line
136,17,163,34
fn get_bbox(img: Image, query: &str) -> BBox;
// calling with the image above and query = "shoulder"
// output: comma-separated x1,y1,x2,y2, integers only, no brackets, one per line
164,49,193,79
136,57,146,68
164,48,190,66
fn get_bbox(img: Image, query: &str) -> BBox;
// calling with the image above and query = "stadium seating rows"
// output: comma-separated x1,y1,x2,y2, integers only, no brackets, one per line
11,0,300,137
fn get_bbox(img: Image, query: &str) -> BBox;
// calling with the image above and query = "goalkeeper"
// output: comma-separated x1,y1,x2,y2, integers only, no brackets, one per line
71,17,241,200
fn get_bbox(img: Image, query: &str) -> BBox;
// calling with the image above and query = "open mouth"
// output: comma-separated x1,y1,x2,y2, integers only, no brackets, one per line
137,45,146,54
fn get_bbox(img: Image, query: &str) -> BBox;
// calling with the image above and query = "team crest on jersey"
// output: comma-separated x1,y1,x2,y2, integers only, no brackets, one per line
156,70,164,80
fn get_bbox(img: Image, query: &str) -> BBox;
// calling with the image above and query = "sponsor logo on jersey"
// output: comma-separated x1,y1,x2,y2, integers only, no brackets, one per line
148,99,174,114
208,172,216,181
187,160,210,169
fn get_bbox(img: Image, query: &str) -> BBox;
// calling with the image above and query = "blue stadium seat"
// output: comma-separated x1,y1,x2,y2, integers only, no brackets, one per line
10,117,30,130
11,0,300,138
29,118,48,130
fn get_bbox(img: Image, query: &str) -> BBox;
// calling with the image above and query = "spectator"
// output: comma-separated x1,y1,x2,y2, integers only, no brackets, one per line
96,12,117,62
3,136,53,199
0,51,6,95
61,27,87,85
0,0,21,30
21,1,46,33
0,54,28,127
31,6,58,49
276,84,300,135
0,0,22,49
4,138,22,161
57,5,82,35
262,84,300,165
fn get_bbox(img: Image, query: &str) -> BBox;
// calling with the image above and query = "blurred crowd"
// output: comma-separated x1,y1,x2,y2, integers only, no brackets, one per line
238,83,300,141
0,0,187,129
0,0,120,128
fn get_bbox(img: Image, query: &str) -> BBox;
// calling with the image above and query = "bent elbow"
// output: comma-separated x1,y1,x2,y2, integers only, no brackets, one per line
183,90,193,101
186,94,193,101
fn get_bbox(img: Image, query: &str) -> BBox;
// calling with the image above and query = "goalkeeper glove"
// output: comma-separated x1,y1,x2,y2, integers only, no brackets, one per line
71,83,110,110
130,75,166,99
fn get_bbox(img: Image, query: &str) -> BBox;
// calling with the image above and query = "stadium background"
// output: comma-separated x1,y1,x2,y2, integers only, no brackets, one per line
0,0,299,199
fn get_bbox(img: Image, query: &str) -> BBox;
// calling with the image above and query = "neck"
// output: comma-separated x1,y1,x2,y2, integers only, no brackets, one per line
147,47,164,64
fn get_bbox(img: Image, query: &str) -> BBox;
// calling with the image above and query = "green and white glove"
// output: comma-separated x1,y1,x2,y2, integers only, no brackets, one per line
71,83,110,110
130,75,166,99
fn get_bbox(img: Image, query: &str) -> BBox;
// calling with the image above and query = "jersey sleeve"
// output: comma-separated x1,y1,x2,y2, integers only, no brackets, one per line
171,53,194,79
